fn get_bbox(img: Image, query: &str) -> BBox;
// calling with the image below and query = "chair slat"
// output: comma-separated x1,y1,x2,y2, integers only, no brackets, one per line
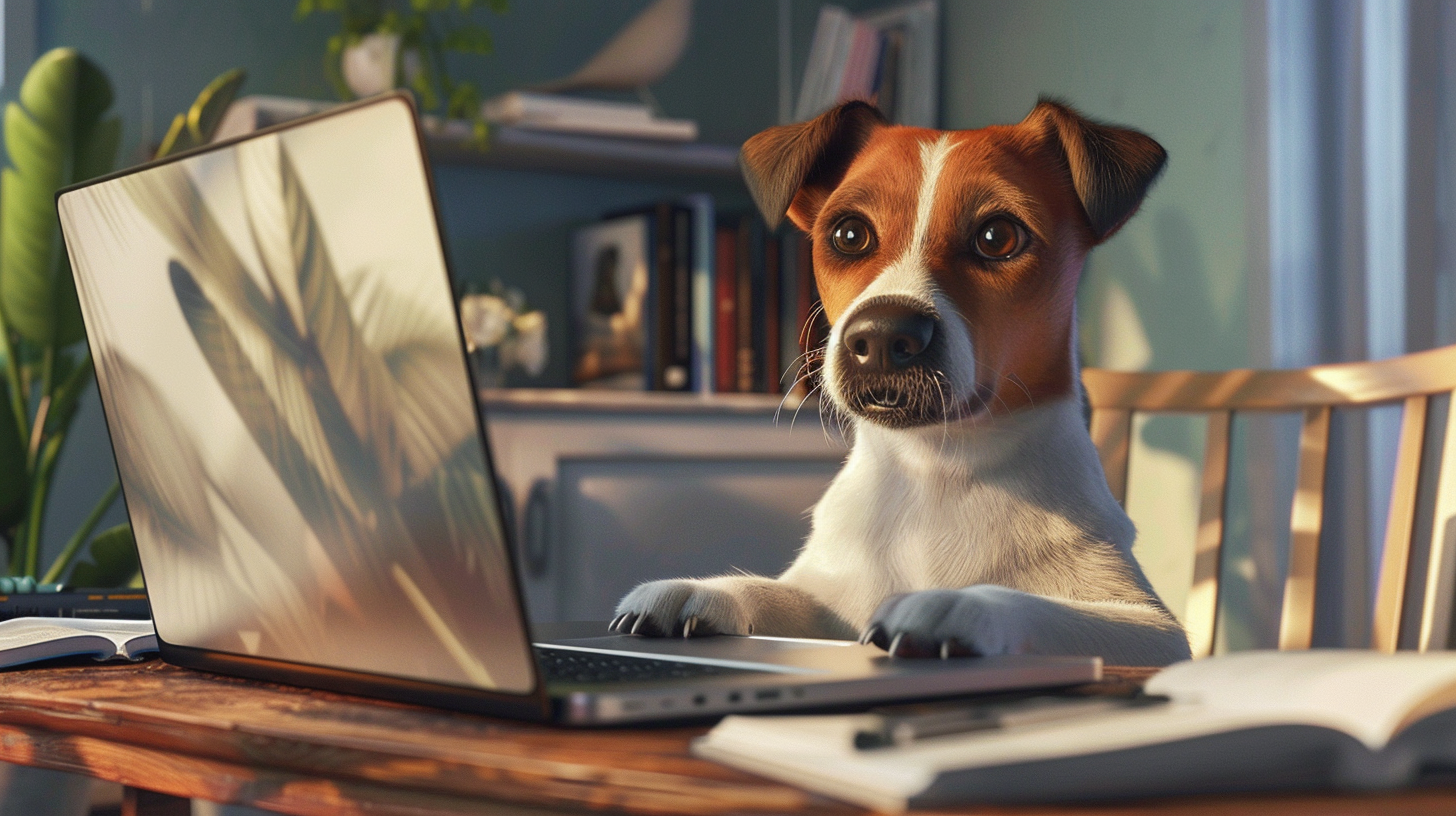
1419,392,1456,651
1089,408,1132,506
1372,396,1430,652
1186,411,1232,658
1279,406,1332,650
1081,344,1456,412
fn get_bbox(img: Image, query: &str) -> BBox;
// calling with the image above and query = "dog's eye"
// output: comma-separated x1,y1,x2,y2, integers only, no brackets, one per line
973,217,1025,260
830,217,875,256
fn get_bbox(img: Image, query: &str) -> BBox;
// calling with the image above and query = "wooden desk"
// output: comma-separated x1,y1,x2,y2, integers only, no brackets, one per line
1,659,1455,815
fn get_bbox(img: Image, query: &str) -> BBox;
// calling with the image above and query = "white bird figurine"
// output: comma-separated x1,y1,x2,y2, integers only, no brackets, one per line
533,0,693,94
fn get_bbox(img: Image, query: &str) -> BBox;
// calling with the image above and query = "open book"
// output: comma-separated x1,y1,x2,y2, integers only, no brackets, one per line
694,651,1456,810
0,617,157,669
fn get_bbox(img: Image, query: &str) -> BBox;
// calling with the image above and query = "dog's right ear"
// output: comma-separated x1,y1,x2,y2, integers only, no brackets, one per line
739,101,887,233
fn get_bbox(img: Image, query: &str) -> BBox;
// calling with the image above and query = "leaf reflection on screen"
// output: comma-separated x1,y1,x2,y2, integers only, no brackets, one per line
104,134,518,689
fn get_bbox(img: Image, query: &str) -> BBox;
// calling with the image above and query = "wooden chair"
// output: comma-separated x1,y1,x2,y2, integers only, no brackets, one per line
1082,344,1456,658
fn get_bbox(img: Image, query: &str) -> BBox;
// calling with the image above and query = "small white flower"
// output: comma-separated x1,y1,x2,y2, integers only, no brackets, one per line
459,294,512,351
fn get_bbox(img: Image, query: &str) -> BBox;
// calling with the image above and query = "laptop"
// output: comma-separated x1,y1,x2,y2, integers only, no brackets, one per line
55,93,1098,724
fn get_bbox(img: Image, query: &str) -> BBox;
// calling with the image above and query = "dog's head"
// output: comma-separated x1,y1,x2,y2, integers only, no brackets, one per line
740,99,1165,429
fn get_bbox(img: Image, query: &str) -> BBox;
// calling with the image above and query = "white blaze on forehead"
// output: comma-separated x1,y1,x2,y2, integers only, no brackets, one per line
910,134,958,264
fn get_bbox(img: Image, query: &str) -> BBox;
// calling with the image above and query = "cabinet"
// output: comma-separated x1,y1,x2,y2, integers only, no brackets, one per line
481,390,846,623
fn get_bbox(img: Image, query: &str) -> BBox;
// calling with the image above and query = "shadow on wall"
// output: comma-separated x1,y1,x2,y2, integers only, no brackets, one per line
1080,205,1285,653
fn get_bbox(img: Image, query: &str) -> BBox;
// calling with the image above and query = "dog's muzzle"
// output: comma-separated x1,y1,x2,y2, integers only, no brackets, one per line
833,298,964,428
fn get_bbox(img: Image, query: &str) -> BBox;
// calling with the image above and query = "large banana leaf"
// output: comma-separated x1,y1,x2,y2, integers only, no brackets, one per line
1,48,119,346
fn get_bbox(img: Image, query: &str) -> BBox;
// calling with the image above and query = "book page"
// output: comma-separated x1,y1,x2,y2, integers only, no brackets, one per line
1146,650,1456,748
0,617,155,655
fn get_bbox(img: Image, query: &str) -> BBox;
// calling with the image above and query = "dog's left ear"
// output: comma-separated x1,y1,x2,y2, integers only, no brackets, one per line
739,101,887,232
1023,98,1167,243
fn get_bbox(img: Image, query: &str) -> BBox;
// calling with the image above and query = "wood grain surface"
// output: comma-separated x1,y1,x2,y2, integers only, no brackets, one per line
0,659,1451,815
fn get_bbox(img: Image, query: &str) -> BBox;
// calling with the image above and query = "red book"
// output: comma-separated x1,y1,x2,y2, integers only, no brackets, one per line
714,225,738,393
735,216,756,393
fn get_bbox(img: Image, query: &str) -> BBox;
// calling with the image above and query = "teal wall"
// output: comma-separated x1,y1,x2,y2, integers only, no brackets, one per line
942,0,1253,373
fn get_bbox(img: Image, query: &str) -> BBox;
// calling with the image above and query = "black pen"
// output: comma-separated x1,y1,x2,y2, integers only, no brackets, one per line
853,694,1170,749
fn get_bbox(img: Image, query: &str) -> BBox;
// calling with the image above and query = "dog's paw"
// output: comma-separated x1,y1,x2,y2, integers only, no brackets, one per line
610,579,751,638
860,585,1035,658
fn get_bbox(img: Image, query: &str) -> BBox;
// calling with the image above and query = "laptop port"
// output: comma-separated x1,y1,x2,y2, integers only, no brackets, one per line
755,689,782,701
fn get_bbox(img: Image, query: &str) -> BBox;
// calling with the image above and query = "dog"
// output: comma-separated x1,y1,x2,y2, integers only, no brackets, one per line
610,99,1192,667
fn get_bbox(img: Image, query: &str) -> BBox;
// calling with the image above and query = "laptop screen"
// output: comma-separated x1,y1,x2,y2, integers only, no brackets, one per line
58,97,538,695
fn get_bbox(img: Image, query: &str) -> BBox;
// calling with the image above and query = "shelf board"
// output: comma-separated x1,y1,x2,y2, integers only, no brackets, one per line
478,388,821,418
216,96,744,184
429,126,743,183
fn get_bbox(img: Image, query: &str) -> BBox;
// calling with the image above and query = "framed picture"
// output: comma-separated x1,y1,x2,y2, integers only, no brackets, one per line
571,213,652,388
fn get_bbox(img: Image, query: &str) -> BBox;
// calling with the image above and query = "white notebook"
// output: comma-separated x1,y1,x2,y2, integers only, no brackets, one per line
694,650,1456,810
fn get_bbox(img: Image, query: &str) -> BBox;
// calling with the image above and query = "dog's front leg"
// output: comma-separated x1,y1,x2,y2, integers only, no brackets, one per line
610,576,855,639
862,585,1192,667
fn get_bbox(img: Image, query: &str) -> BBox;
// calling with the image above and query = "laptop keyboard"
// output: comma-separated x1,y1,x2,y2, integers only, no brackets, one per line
535,647,754,685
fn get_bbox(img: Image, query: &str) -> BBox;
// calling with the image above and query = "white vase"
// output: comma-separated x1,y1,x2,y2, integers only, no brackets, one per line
341,32,401,98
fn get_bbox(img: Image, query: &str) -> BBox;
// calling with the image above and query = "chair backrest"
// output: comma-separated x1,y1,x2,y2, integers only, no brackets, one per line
1082,344,1456,658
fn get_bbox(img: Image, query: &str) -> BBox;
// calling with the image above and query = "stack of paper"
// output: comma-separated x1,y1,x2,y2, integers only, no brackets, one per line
482,92,698,141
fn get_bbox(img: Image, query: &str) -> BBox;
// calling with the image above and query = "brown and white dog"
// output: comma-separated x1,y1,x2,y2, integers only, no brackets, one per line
610,99,1192,667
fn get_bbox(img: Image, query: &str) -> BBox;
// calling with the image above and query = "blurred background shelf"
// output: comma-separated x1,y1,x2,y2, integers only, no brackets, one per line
217,95,743,182
479,387,818,416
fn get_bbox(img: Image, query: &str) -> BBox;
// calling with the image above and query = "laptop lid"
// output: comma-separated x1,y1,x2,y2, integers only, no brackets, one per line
58,94,549,719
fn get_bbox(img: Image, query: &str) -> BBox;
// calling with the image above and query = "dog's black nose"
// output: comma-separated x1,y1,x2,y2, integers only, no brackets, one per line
842,301,936,373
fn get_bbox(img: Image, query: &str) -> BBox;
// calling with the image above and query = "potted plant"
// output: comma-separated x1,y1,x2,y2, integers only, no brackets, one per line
0,48,245,593
295,0,507,144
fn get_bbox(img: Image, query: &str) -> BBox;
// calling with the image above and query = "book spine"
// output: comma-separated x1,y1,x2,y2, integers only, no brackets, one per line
748,219,768,393
666,205,693,391
795,6,845,121
684,193,715,394
779,231,805,394
649,202,675,387
763,233,781,394
714,223,738,393
735,215,755,392
820,11,858,113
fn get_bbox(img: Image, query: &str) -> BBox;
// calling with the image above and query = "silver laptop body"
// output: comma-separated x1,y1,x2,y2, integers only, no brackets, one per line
57,93,1098,724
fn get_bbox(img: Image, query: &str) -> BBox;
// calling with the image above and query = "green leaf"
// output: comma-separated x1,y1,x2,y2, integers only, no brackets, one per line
1,49,116,347
442,25,493,55
16,49,80,138
155,68,247,160
65,523,138,588
75,115,121,183
187,69,246,145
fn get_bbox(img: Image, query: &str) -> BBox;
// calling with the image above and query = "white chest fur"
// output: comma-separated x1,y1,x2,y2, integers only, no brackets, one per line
781,397,1155,628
